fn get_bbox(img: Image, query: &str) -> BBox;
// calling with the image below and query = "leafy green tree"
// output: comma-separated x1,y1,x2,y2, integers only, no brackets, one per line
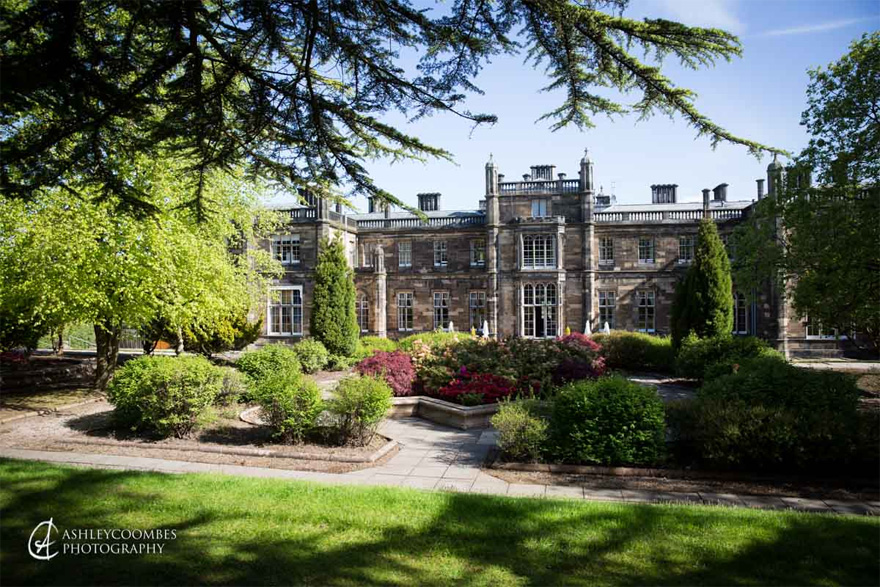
0,158,282,387
733,33,880,351
671,218,733,348
1,0,782,215
310,238,359,357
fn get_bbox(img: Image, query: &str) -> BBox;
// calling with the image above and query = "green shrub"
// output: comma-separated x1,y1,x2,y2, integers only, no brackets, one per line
326,354,356,371
253,371,323,443
107,355,223,438
548,376,666,465
669,357,864,472
355,336,399,359
310,237,359,356
675,333,783,381
216,366,250,405
236,344,300,385
491,400,548,462
292,339,330,374
398,330,470,352
329,375,393,445
591,331,675,374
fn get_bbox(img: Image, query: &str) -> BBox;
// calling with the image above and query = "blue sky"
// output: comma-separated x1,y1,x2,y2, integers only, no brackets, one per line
353,0,878,211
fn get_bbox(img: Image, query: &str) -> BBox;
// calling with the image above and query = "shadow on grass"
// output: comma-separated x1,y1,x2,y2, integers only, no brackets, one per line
1,459,877,586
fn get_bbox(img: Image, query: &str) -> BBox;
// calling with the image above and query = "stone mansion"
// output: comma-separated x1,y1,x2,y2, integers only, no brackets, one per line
260,152,841,358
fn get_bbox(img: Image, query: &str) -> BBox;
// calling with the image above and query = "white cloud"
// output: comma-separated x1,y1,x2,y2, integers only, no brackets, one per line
759,17,877,37
651,0,745,34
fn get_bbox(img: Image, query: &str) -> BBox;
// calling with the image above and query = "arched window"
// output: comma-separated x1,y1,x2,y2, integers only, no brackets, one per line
522,283,558,338
356,294,369,333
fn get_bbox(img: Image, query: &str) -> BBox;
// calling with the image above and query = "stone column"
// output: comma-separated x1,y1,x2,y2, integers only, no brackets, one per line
374,245,387,338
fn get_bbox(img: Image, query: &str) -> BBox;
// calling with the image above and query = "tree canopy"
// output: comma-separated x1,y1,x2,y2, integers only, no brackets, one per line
0,157,282,385
1,0,782,216
732,33,880,351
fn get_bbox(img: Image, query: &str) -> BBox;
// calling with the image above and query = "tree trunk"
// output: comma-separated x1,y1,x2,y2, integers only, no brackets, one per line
94,322,121,390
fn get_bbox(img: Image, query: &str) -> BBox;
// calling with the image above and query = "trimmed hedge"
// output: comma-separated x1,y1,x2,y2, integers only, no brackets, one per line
669,357,865,472
591,331,675,374
548,376,666,466
675,333,783,381
107,355,223,438
329,375,392,445
253,370,323,444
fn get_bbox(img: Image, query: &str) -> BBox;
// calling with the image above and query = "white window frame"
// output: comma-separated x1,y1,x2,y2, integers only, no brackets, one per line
267,285,304,336
598,291,615,330
531,198,550,218
522,283,558,338
805,316,840,340
636,290,655,333
599,237,614,265
357,294,369,333
638,237,655,264
433,291,450,330
361,243,373,267
433,241,448,267
733,292,749,335
469,291,486,330
678,235,695,264
272,235,301,265
522,234,556,269
398,241,412,268
397,292,414,332
470,239,486,266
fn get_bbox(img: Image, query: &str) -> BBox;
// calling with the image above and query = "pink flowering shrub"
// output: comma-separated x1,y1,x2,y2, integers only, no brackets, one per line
436,368,517,405
355,351,416,397
556,332,602,353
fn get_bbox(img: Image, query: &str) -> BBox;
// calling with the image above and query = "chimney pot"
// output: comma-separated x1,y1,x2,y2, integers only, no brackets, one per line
756,179,765,200
523,174,531,181
558,173,566,180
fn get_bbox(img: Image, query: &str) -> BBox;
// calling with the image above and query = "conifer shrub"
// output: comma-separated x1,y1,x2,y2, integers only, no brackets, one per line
310,237,359,356
107,355,224,438
292,339,330,374
670,218,734,348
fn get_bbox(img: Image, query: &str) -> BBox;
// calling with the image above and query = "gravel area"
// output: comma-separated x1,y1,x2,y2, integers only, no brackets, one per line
0,399,396,473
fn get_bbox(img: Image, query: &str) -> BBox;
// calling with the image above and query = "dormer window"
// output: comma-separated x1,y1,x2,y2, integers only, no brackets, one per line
531,198,549,218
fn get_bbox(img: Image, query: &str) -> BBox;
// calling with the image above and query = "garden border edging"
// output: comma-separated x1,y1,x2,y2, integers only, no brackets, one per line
388,396,499,429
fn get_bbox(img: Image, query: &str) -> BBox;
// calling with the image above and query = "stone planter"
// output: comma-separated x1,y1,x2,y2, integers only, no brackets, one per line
389,396,500,430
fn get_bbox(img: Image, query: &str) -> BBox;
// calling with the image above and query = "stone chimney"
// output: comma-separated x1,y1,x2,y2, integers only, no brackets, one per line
712,183,728,202
651,184,678,204
417,192,441,212
756,179,765,200
702,189,711,218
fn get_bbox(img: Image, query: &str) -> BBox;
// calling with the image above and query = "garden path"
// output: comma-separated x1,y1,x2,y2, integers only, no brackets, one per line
2,416,877,515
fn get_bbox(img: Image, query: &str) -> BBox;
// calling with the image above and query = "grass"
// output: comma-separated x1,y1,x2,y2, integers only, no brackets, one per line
1,460,878,586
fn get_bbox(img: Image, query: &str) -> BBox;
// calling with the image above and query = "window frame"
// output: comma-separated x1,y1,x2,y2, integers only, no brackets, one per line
531,198,550,218
469,291,487,330
522,282,558,338
598,290,615,330
272,235,301,266
636,290,655,333
357,293,369,333
267,285,304,336
599,237,614,265
678,235,695,264
522,234,557,269
397,292,414,332
733,292,749,335
638,237,655,264
433,291,450,330
398,241,412,268
433,241,448,268
470,239,486,267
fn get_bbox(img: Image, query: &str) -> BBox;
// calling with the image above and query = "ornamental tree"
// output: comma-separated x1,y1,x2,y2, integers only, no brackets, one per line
0,157,282,388
1,0,782,216
670,217,733,348
310,237,359,357
732,33,880,351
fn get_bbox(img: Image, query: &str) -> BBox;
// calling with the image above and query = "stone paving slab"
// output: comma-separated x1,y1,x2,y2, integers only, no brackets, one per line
1,415,876,516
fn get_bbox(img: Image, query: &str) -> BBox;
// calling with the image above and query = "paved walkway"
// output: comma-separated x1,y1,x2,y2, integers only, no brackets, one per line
1,417,877,516
793,360,880,372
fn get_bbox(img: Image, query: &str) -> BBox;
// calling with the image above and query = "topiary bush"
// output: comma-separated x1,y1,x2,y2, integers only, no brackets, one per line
107,355,224,438
548,376,666,465
669,357,865,472
591,331,675,374
252,370,323,444
292,339,330,374
236,344,300,386
675,333,783,381
355,350,416,396
491,400,548,462
328,375,393,445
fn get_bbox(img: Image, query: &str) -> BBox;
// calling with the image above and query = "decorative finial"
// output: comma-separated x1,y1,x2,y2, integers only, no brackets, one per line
489,153,494,163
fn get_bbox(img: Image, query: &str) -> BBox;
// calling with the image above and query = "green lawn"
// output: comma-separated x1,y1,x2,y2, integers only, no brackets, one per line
1,459,877,586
